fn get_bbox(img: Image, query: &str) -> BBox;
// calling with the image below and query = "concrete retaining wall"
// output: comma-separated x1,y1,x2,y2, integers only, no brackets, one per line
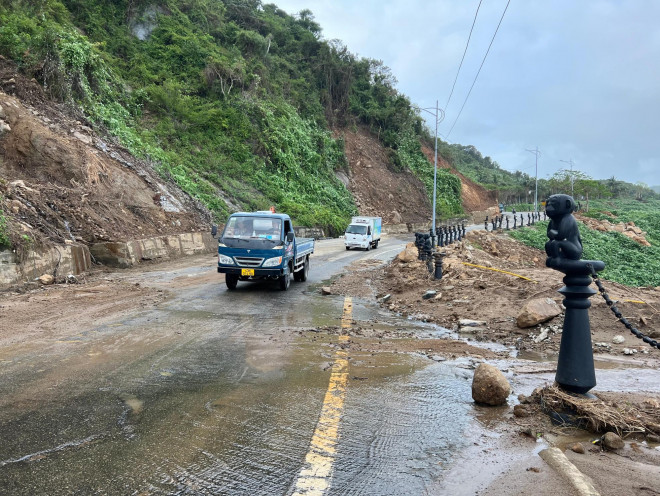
294,226,325,239
0,243,92,286
90,232,215,268
382,223,431,234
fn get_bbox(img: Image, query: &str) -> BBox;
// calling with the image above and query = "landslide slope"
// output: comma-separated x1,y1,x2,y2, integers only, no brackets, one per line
421,143,497,212
0,0,497,253
339,127,430,224
0,59,207,249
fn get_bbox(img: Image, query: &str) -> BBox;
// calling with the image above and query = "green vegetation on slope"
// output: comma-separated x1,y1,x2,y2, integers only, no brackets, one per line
0,0,464,234
509,199,660,287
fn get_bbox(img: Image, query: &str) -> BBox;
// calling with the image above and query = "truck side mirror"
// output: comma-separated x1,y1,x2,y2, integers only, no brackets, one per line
367,227,371,235
286,231,294,243
211,225,218,238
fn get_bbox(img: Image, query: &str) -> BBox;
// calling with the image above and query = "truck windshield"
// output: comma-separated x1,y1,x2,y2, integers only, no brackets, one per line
223,216,282,241
345,224,367,235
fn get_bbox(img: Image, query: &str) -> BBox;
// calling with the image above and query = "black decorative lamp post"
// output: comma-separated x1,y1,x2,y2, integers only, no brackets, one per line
545,194,605,395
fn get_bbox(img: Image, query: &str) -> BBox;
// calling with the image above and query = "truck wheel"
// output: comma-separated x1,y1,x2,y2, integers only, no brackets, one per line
365,243,371,251
226,274,238,290
345,246,350,251
299,257,309,282
279,273,290,291
374,240,379,249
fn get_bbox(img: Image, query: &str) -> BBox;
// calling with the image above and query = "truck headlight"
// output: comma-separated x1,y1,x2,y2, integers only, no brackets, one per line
262,256,282,267
218,254,234,265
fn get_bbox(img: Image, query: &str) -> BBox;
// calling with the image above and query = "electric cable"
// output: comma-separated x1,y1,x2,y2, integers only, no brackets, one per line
446,0,512,139
444,0,483,114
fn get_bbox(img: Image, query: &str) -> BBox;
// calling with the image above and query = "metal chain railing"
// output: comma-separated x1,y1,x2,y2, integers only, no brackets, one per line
587,263,660,350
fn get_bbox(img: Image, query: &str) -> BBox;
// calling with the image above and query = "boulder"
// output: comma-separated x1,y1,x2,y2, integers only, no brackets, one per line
513,404,530,417
396,243,418,263
602,432,624,450
571,443,585,454
391,210,403,224
516,298,562,328
612,335,625,344
321,286,332,295
38,274,55,285
471,363,511,406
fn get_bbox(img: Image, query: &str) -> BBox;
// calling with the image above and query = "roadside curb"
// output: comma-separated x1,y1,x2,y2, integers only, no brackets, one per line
539,447,600,496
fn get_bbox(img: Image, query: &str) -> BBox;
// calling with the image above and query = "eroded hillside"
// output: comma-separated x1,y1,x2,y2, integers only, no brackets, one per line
0,59,208,250
338,127,431,224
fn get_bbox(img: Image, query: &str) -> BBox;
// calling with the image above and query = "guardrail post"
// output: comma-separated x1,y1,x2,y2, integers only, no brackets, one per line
433,251,445,279
545,194,605,395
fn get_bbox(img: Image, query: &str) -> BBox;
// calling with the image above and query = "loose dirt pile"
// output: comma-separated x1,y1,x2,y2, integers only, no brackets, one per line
329,230,660,364
0,57,208,252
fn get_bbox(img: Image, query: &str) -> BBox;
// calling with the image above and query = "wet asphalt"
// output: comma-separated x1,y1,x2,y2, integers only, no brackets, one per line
0,236,481,495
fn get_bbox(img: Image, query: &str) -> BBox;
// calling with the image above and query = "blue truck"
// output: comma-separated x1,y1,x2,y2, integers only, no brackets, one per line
211,211,315,291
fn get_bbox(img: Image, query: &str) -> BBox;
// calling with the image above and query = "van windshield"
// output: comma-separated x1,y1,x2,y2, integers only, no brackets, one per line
223,216,282,241
345,224,367,235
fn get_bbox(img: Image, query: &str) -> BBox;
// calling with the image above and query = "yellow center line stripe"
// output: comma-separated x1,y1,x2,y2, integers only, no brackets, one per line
291,297,352,496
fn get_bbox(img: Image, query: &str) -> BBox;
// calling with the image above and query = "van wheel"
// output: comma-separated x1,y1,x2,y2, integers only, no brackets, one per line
279,273,290,291
226,274,238,290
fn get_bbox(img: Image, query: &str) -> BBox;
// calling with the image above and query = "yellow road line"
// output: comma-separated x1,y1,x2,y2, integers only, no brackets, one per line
623,299,646,304
291,297,351,496
461,262,537,282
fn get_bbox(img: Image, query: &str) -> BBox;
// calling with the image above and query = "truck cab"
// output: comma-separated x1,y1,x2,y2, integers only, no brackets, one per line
213,212,314,291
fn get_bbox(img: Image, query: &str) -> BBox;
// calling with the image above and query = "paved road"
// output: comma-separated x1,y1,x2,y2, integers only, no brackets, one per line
0,235,478,495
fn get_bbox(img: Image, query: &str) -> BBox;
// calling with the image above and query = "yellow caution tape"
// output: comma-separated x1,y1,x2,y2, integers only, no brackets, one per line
461,262,537,283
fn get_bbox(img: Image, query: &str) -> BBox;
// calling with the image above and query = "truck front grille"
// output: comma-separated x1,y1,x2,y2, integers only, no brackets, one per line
234,256,265,267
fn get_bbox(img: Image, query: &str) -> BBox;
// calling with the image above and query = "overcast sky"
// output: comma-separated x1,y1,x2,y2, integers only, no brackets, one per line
273,0,660,187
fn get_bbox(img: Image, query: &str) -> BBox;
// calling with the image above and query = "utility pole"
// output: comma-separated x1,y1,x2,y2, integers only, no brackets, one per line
525,146,540,212
414,101,445,247
560,158,575,196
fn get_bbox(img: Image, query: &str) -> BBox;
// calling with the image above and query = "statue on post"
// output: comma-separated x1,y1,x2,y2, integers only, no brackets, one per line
544,194,605,395
545,194,583,269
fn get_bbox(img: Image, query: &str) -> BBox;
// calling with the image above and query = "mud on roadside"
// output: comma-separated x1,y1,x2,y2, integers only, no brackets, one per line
325,231,660,494
328,230,660,366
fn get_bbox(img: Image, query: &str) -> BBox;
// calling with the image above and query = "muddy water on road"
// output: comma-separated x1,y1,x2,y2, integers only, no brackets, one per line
4,239,655,495
0,236,478,496
0,295,473,494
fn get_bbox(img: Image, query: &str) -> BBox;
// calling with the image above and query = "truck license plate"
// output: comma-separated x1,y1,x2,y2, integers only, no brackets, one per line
241,269,254,276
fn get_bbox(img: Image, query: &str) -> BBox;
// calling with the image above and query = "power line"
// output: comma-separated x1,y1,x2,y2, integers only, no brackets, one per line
446,0,512,139
443,0,483,114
